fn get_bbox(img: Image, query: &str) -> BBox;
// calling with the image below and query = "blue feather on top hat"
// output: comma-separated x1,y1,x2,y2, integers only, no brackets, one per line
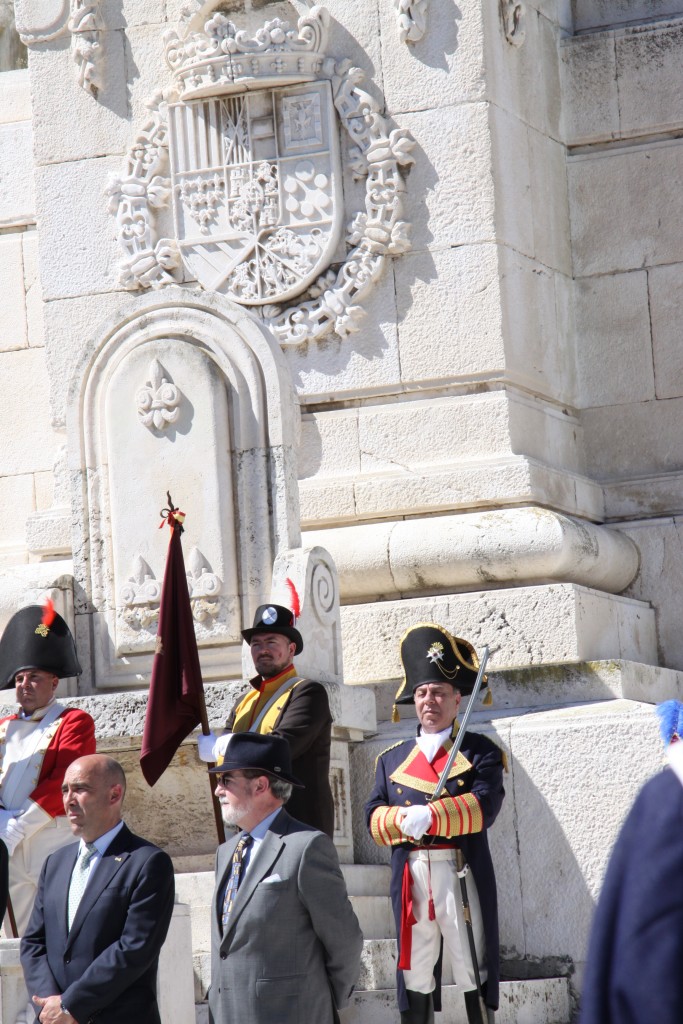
655,700,683,746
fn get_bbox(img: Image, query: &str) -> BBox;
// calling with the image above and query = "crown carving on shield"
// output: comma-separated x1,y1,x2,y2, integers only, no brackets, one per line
163,5,330,101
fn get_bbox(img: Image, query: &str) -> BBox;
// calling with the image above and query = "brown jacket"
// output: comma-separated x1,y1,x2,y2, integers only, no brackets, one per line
227,677,335,837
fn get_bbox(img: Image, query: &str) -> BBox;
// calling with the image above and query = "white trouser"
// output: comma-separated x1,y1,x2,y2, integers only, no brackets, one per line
4,815,74,935
403,849,487,995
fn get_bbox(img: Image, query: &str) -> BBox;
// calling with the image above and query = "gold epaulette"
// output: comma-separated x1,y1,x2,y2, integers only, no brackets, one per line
374,740,406,771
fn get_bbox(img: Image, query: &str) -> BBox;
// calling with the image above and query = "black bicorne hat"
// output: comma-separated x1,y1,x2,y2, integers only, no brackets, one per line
208,731,304,788
394,622,484,714
241,604,303,655
0,603,82,689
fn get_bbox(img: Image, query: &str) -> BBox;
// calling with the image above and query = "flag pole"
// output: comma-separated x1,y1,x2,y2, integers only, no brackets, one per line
163,497,226,847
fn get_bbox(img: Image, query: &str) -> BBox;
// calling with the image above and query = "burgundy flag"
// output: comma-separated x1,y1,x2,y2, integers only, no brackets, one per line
140,503,204,786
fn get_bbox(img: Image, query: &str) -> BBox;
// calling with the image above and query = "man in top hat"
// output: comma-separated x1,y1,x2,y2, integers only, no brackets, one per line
365,623,505,1024
208,730,362,1024
199,603,335,837
0,602,95,933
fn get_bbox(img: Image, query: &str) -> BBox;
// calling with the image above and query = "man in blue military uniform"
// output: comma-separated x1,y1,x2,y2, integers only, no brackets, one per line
366,623,505,1024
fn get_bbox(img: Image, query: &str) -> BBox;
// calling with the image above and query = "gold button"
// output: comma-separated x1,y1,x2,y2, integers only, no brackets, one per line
458,780,464,787
396,787,403,794
405,800,411,806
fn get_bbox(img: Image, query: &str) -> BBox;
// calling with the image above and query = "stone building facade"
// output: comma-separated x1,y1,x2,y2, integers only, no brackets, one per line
1,1,683,1019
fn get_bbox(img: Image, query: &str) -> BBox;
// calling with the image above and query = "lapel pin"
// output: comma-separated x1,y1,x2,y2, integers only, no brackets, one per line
115,857,123,862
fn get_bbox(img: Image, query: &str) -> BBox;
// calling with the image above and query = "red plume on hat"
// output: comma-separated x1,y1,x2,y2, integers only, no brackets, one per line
41,597,56,630
285,578,301,622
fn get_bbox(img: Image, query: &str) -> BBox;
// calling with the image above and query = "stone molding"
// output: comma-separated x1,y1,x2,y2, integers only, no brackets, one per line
14,0,102,96
394,0,429,44
305,507,640,600
66,290,302,688
107,4,415,346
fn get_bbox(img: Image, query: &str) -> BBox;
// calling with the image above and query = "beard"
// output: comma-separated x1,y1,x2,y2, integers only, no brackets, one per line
220,796,254,829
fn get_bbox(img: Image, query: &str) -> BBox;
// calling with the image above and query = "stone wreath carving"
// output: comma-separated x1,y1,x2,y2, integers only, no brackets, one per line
15,0,102,95
106,5,415,346
394,0,429,44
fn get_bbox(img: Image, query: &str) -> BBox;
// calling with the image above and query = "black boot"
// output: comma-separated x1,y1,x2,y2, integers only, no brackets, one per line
400,990,435,1024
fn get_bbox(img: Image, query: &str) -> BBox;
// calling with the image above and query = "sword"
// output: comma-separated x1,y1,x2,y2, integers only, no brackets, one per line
429,644,491,1024
431,645,489,801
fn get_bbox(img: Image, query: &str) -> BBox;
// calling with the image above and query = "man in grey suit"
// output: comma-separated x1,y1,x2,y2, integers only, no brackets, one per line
208,732,363,1024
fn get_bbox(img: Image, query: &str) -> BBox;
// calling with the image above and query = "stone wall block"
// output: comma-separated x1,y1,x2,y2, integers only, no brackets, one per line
339,585,656,685
616,22,683,136
507,392,584,474
0,473,35,554
399,101,496,252
395,244,504,385
490,105,534,259
34,156,125,301
560,32,618,144
621,518,683,670
299,479,357,527
283,268,400,400
0,348,55,475
29,33,129,166
484,5,561,138
0,122,34,227
356,392,513,474
649,262,683,400
569,142,683,276
512,702,661,962
528,128,572,275
573,271,654,408
299,409,361,482
22,230,45,347
583,396,683,480
0,235,28,352
572,0,682,32
499,248,566,400
125,22,175,133
0,69,31,124
378,0,485,114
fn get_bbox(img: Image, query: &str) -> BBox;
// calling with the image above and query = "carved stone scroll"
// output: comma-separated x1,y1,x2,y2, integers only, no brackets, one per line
501,0,525,46
394,0,429,44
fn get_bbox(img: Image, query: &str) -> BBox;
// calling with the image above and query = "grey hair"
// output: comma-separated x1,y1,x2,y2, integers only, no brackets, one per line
269,778,293,802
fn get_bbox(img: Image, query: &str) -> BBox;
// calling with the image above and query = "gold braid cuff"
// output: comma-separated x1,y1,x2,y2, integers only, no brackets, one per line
369,805,406,847
427,793,483,837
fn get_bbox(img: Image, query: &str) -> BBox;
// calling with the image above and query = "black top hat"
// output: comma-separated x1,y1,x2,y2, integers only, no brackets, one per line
394,623,483,711
208,732,305,788
0,603,82,690
241,604,304,655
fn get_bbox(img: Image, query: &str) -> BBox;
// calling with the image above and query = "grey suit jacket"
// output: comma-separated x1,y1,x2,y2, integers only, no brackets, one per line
209,808,363,1024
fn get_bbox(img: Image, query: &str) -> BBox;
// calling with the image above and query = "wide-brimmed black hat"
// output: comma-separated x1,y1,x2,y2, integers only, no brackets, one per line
208,732,304,788
394,623,484,711
241,604,303,655
0,603,82,689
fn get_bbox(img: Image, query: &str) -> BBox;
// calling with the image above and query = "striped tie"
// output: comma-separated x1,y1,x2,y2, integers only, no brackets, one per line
67,842,97,929
221,833,253,931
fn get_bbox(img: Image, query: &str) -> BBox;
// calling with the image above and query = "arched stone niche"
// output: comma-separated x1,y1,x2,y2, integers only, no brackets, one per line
67,288,301,689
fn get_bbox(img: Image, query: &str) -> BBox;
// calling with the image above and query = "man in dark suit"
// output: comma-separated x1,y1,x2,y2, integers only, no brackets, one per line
20,754,175,1024
580,700,683,1024
208,731,362,1024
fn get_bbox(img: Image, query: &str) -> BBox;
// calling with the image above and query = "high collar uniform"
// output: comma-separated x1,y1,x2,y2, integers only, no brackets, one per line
365,727,505,1013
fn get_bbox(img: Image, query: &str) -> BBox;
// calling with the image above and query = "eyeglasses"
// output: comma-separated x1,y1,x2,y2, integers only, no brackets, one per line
214,771,248,788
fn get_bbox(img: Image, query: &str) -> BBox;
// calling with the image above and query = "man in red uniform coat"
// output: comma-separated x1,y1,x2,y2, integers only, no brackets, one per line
0,603,96,934
199,603,335,836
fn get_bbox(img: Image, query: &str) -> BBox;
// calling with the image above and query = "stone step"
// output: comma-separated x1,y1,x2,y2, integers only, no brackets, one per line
349,978,571,1024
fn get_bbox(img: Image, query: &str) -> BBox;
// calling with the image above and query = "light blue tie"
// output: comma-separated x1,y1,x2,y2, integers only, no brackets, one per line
67,842,97,930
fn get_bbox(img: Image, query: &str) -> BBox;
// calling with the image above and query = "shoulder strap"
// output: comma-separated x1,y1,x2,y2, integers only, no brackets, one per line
248,677,305,733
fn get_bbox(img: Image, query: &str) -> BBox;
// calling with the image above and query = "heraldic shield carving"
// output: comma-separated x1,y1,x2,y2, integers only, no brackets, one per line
108,4,415,345
168,81,342,303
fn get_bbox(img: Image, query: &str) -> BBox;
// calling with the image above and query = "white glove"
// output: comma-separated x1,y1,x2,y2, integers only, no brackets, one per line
1,817,25,856
398,805,433,841
197,731,218,762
